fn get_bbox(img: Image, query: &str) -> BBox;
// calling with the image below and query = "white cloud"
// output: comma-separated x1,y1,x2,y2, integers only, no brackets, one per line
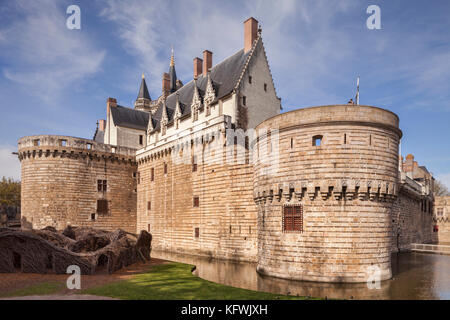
0,146,20,181
99,0,355,106
0,0,105,104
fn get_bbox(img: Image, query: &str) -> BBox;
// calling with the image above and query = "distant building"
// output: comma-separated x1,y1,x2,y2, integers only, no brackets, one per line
434,196,450,244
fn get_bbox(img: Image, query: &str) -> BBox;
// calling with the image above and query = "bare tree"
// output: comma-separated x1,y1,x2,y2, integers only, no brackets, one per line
434,179,450,196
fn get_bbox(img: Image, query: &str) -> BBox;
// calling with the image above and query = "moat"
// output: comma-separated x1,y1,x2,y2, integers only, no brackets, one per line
153,251,450,300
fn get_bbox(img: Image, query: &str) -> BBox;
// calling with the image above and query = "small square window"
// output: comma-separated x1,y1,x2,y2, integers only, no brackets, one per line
312,135,323,147
91,213,96,221
193,196,199,207
192,156,198,172
33,139,41,146
60,139,67,147
97,180,107,192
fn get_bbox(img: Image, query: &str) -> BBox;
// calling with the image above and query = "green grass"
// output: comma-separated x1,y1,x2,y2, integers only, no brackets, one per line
0,282,64,298
84,262,312,300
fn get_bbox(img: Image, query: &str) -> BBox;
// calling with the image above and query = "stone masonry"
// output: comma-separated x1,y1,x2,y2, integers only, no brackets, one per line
18,135,137,233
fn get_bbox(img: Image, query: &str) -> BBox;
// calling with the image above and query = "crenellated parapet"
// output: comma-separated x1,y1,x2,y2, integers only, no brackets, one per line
18,135,136,165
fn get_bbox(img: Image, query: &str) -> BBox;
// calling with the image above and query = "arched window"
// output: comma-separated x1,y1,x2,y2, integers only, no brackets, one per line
312,135,323,147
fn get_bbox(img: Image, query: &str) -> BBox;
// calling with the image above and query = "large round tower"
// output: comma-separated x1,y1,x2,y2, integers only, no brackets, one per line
253,105,402,283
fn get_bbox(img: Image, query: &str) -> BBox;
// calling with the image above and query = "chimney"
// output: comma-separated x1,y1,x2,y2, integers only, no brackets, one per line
194,57,203,78
203,50,212,77
106,97,117,115
99,119,106,131
162,73,170,96
244,17,258,53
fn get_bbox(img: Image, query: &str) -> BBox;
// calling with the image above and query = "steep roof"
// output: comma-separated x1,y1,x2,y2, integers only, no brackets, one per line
93,129,104,143
137,77,151,100
110,105,149,131
151,48,251,131
111,38,266,133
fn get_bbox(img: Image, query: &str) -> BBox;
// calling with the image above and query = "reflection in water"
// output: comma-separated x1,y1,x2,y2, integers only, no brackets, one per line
153,251,450,300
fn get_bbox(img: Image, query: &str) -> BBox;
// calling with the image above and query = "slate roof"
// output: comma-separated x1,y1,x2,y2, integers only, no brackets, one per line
93,129,104,143
151,48,251,131
110,105,150,131
137,77,151,100
110,46,252,133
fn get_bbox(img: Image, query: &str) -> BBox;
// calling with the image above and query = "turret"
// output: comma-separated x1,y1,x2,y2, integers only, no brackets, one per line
135,73,151,110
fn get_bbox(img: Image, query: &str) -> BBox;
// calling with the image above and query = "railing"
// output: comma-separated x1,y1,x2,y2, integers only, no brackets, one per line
18,135,136,157
411,243,450,255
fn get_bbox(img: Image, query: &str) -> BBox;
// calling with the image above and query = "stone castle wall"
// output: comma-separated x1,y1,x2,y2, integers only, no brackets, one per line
18,135,137,233
136,122,258,262
253,105,402,282
391,179,434,252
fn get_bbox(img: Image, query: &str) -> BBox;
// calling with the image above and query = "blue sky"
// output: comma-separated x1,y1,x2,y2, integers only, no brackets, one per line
0,0,449,188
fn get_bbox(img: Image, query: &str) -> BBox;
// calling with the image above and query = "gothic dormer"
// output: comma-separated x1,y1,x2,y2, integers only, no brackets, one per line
135,73,152,111
191,78,202,122
161,101,169,135
204,71,216,116
147,112,154,134
174,93,182,129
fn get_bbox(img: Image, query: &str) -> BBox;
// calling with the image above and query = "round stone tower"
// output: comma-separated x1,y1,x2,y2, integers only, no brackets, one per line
18,135,137,232
253,105,402,283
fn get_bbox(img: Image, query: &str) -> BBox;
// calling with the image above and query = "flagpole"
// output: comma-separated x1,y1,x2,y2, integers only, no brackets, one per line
355,76,360,105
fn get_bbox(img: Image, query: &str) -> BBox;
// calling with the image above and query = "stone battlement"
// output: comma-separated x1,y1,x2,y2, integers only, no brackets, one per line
18,135,136,163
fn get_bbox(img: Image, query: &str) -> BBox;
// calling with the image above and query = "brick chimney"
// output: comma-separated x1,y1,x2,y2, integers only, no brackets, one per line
244,17,258,53
99,119,106,131
106,97,117,115
162,72,170,96
194,57,203,78
203,50,212,77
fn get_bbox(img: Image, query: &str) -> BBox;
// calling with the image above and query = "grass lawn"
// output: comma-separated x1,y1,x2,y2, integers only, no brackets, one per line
84,262,314,300
0,282,64,298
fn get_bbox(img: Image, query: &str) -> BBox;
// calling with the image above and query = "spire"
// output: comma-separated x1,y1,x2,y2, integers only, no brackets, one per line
169,48,177,93
137,73,151,100
170,47,175,67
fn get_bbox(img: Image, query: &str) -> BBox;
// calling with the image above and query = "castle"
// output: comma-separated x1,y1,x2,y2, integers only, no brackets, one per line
17,18,436,283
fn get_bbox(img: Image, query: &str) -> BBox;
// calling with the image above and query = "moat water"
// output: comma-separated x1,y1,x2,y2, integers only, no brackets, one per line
153,251,450,300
